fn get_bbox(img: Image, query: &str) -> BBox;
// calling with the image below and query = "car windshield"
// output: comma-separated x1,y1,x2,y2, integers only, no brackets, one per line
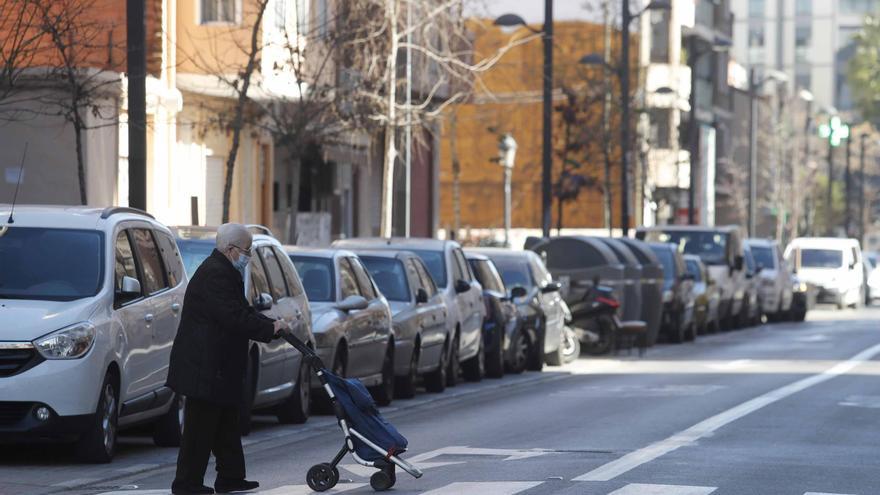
750,246,775,270
651,247,675,282
175,239,215,277
0,227,103,301
685,259,702,282
360,257,409,302
490,257,533,290
410,249,447,288
646,231,729,265
290,256,335,302
800,249,843,268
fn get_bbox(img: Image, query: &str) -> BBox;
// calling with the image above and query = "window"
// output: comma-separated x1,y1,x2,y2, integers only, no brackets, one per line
274,0,288,30
841,0,877,14
528,254,553,287
412,258,437,297
642,230,730,266
795,0,811,16
273,182,280,211
650,9,670,63
132,228,168,294
201,0,237,24
291,256,335,302
249,253,271,301
795,67,811,91
492,257,534,290
259,246,289,301
175,239,214,278
338,258,360,299
651,246,676,281
685,259,703,282
649,108,671,149
316,0,329,38
795,24,811,62
296,0,308,37
275,247,304,297
411,249,447,288
361,257,410,302
115,232,140,294
154,231,183,287
349,257,377,300
750,246,775,269
469,259,505,293
453,249,472,282
749,0,764,18
748,19,764,47
286,183,293,207
800,249,843,268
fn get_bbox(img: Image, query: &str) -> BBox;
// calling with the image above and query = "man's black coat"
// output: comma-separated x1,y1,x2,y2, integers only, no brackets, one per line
167,249,275,406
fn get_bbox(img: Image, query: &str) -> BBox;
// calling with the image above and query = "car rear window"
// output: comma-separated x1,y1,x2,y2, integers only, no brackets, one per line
491,257,534,290
0,227,103,301
290,256,335,302
800,249,843,268
650,246,675,281
360,257,410,302
750,246,775,270
410,249,447,288
643,230,729,265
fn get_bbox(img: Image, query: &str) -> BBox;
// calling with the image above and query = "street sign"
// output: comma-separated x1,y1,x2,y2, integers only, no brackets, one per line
818,116,849,147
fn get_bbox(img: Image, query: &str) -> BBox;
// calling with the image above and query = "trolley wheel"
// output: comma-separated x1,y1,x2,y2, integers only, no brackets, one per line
306,463,338,492
370,470,394,491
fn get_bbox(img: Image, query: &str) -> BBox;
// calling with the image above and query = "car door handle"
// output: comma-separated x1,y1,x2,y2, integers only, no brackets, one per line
144,314,154,323
171,303,181,313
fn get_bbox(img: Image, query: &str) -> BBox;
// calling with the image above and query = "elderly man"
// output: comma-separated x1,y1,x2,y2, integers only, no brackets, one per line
167,223,286,495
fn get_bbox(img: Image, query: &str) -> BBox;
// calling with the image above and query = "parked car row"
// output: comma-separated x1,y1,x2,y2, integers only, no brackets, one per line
0,207,574,463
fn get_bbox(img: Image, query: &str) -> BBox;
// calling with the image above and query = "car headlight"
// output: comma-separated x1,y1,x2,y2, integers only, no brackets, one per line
34,322,96,360
662,290,673,303
794,282,807,292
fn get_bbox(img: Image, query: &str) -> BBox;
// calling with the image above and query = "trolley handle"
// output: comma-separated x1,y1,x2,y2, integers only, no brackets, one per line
279,328,326,370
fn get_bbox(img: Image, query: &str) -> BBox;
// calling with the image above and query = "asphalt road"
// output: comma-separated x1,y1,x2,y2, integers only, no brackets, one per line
3,306,880,495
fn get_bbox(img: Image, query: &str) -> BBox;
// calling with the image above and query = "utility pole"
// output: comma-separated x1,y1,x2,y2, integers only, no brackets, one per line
619,0,632,236
602,0,612,235
687,36,699,225
845,132,852,237
827,136,834,236
404,0,412,237
860,134,867,243
127,0,146,210
747,69,757,237
541,0,553,238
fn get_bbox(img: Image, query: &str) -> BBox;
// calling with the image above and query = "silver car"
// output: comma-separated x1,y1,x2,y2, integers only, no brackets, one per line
333,238,486,385
287,248,395,406
175,231,316,433
355,250,450,396
746,239,794,320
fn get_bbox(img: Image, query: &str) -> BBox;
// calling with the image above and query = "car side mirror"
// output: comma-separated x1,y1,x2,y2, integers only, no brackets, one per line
454,279,471,294
254,292,274,311
510,286,528,299
120,275,141,295
541,281,561,293
336,295,369,312
415,288,429,304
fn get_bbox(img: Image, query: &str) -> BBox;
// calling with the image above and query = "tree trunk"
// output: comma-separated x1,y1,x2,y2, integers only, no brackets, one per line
450,112,461,240
602,0,612,234
73,109,86,205
380,0,399,237
222,0,268,223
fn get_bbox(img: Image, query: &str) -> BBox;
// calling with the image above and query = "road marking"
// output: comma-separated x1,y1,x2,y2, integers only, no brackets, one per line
116,463,161,474
341,460,463,477
608,484,717,495
573,341,880,482
803,492,856,495
258,482,366,494
52,477,101,488
408,445,554,463
420,481,543,494
838,394,880,408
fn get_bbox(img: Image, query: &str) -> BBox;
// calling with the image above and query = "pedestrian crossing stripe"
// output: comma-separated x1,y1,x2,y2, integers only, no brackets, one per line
92,483,860,495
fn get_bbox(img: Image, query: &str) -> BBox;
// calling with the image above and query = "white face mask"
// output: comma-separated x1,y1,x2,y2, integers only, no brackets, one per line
233,253,250,276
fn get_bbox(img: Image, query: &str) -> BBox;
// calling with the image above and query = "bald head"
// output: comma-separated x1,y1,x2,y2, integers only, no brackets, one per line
216,223,252,253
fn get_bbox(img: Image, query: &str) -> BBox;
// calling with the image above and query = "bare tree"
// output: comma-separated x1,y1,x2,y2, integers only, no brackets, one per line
0,0,42,110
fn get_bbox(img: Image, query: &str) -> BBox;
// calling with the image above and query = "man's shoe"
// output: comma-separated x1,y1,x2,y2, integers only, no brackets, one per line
171,484,214,495
214,479,260,493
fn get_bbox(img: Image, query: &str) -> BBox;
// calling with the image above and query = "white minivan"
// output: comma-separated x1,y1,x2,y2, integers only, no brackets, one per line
0,206,187,462
785,237,865,309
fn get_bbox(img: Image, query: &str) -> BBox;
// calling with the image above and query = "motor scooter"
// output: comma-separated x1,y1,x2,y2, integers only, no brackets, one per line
566,276,623,355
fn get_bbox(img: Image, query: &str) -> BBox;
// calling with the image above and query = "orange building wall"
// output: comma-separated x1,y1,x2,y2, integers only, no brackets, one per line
176,0,266,75
439,20,635,230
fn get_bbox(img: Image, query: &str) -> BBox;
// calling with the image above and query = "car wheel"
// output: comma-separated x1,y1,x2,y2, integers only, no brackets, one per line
75,372,118,463
277,357,311,424
424,338,447,393
239,351,257,436
507,329,529,374
371,344,395,406
446,335,460,387
686,322,697,342
395,343,419,399
462,337,484,382
668,311,684,344
526,327,544,372
485,331,505,379
153,393,184,447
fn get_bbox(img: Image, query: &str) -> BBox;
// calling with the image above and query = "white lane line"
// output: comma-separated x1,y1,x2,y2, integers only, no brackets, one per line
608,484,717,495
52,477,100,488
93,491,168,495
574,342,880,482
420,481,543,495
258,482,367,494
803,492,857,495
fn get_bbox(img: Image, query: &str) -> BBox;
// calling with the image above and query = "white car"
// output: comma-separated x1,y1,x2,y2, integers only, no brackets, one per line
746,239,793,320
0,206,187,462
864,252,880,302
785,237,865,309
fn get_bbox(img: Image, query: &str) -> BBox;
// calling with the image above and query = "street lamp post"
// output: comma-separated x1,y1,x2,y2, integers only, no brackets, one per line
818,115,849,236
859,133,867,243
498,133,518,247
495,2,552,239
746,69,787,237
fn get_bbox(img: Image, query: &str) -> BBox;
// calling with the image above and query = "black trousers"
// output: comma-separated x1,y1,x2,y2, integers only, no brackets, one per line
172,397,246,488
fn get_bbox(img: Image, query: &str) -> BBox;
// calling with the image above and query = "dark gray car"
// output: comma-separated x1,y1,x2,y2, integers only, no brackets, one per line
355,250,450,396
286,248,396,406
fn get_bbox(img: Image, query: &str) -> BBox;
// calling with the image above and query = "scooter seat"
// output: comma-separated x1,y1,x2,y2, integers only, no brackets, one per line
619,320,647,334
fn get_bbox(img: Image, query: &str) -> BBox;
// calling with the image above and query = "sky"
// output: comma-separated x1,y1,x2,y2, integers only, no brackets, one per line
468,0,605,24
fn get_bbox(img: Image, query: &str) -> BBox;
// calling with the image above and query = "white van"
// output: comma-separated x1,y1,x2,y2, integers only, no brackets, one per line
784,237,865,309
